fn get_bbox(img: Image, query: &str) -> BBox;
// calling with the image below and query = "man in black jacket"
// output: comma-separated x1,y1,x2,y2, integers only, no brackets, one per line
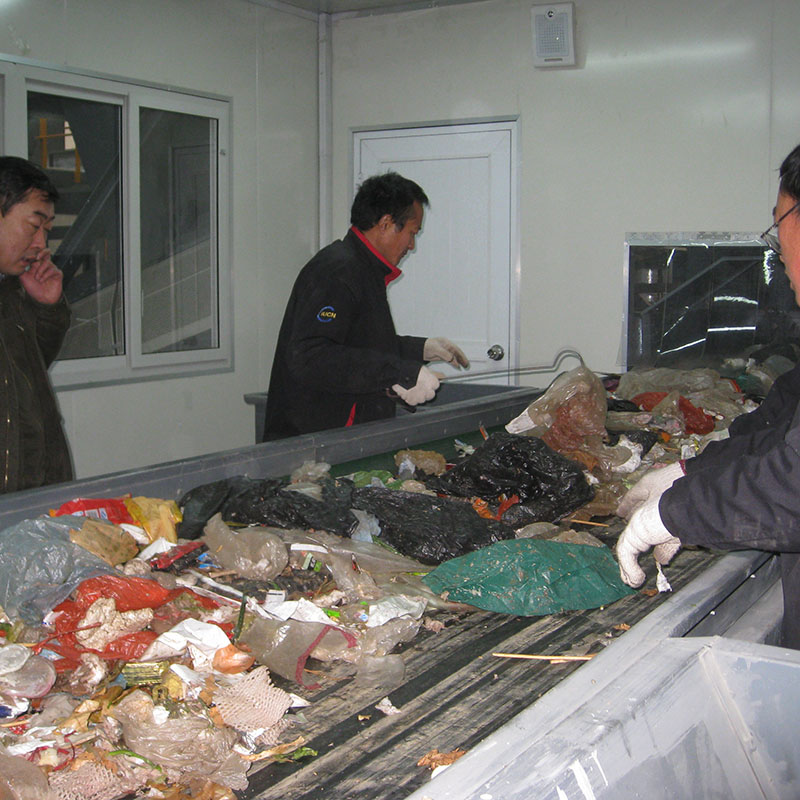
0,156,73,492
616,143,800,648
264,172,468,440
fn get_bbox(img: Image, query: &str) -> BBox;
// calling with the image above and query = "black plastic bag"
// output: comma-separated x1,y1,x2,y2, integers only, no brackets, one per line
427,432,593,524
606,427,660,455
177,475,256,539
178,476,357,537
352,486,515,565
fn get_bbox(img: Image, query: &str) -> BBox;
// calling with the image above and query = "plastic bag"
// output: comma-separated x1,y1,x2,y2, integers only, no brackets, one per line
351,485,516,564
615,367,722,399
506,366,607,441
202,513,288,580
49,496,134,525
426,432,594,526
632,391,715,435
110,690,248,790
0,747,57,800
423,538,634,615
0,516,113,625
180,475,358,536
240,617,357,688
124,496,181,544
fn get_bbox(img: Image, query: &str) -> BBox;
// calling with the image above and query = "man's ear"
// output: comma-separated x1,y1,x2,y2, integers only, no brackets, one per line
377,213,395,231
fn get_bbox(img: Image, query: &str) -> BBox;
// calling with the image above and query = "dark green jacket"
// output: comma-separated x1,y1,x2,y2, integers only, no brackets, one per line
0,277,73,492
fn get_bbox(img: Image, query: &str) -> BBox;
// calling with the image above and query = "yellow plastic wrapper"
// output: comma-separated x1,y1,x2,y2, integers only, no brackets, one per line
124,496,182,544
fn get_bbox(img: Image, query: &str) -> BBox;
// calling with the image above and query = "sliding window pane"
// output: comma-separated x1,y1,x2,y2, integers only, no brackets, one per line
139,108,217,355
28,91,123,358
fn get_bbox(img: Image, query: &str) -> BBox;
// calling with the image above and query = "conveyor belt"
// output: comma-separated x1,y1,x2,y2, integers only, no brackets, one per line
242,543,719,800
0,386,773,799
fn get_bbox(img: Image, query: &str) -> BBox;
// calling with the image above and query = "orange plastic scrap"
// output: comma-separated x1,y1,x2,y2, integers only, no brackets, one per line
497,493,520,518
471,497,496,519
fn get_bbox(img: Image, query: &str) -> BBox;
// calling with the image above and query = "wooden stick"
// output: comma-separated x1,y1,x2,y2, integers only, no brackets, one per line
565,518,611,527
492,652,596,662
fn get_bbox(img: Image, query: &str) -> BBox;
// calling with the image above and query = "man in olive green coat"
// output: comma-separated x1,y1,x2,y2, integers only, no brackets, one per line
0,156,72,492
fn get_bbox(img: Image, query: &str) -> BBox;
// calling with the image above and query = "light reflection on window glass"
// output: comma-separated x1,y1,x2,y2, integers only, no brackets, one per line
139,108,218,354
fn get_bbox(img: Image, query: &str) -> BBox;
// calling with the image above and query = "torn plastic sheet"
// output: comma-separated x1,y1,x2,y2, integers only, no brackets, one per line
423,538,635,616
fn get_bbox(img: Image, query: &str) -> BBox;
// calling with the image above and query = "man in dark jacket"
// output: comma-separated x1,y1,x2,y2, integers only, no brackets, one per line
0,156,73,492
264,172,469,440
616,142,800,648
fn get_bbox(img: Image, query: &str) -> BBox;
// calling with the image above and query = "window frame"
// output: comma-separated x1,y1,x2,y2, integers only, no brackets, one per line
0,56,232,389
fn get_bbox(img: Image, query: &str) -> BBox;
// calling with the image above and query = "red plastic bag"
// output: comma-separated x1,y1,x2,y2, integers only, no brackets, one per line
631,392,714,435
49,496,134,525
74,575,173,612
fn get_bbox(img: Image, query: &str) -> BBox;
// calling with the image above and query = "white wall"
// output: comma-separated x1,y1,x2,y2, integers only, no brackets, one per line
0,0,319,478
330,0,800,376
2,0,798,481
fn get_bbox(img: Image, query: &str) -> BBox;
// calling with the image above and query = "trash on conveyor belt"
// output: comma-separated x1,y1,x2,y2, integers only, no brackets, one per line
0,364,762,797
425,431,594,525
422,538,635,615
351,485,516,564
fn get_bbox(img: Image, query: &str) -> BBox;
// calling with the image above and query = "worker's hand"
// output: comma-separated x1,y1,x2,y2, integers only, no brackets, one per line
20,249,64,306
616,461,685,520
423,337,469,368
392,366,442,406
616,498,682,588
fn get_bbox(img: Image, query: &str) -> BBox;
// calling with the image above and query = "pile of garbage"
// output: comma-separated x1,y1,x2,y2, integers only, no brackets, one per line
0,365,767,799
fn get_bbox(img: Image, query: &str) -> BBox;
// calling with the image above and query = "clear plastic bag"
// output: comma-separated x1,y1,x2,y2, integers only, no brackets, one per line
0,747,56,800
0,516,113,624
110,690,248,790
506,366,607,441
202,513,288,581
240,617,357,688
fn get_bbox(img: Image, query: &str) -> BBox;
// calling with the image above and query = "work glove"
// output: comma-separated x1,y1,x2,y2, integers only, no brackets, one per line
616,461,685,520
616,497,682,588
392,366,442,406
423,337,470,368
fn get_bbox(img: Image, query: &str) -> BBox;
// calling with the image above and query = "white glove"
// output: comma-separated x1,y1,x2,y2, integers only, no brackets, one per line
423,337,469,368
616,498,682,588
392,366,442,406
616,461,685,520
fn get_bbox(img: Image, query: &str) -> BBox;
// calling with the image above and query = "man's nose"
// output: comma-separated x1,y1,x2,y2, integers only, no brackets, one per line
32,227,48,248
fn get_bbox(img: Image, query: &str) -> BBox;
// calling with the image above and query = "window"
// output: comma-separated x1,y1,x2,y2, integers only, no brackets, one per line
624,233,798,369
1,59,231,387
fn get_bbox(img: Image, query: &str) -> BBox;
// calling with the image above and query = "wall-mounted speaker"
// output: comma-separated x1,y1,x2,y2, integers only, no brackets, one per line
532,3,576,68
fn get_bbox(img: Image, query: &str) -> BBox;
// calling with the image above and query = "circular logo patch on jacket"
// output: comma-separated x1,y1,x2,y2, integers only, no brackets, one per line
317,306,336,322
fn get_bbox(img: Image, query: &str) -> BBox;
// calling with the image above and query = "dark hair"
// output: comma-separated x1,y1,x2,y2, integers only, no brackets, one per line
0,156,59,216
350,171,428,231
779,144,800,204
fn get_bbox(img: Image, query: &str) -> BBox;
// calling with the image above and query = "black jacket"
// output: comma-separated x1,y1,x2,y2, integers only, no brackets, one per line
660,361,800,646
0,277,73,492
263,229,425,439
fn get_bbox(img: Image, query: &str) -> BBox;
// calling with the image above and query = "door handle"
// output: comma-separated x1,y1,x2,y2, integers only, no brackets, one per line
487,344,505,361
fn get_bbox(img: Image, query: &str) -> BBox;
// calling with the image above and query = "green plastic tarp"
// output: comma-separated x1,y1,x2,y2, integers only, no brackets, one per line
422,538,635,616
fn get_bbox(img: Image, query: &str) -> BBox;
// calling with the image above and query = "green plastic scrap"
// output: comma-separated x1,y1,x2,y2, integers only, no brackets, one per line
349,470,403,490
422,538,635,616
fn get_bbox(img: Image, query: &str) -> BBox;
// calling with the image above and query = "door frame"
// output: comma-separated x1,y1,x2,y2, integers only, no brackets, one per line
350,117,521,382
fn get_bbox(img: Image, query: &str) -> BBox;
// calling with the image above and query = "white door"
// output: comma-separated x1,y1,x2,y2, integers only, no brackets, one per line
354,121,518,384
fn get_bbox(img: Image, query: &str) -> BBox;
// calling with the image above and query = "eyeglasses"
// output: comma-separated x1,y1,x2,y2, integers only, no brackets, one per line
761,200,800,255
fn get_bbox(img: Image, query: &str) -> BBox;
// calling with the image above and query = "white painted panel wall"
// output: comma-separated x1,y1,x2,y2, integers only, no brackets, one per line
0,0,319,478
330,0,800,380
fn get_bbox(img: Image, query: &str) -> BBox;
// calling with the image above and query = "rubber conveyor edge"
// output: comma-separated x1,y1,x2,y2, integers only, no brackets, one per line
0,384,789,798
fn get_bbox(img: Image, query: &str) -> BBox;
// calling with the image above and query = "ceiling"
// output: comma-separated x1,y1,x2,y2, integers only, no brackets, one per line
253,0,488,18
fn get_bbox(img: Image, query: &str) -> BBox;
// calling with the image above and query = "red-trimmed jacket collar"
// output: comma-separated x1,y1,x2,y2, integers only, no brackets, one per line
350,225,402,286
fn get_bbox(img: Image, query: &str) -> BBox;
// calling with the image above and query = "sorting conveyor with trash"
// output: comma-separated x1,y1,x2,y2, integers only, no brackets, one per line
1,363,797,800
